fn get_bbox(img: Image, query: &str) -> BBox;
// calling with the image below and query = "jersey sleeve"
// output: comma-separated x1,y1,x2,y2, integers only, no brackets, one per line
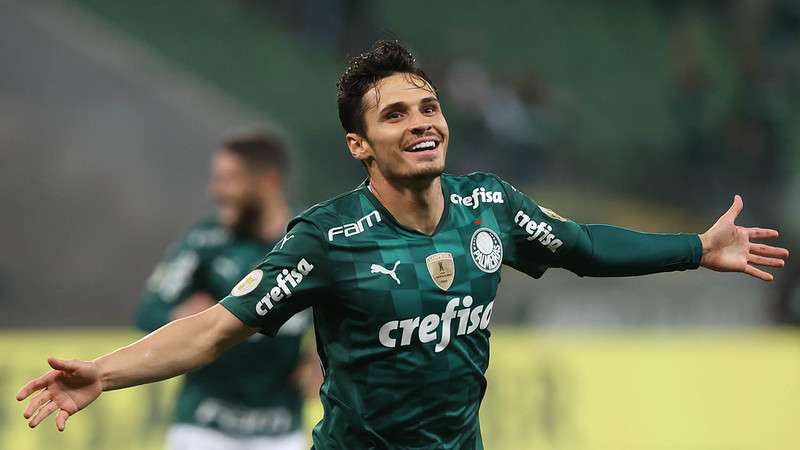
136,232,208,332
496,177,702,278
219,219,330,337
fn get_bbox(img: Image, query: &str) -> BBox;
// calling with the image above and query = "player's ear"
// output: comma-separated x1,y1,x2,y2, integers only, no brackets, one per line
346,133,372,162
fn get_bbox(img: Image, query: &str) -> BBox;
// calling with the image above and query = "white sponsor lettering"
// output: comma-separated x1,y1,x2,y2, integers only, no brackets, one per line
212,256,240,282
378,296,494,352
327,210,381,241
195,399,293,434
450,187,504,209
154,251,199,302
186,228,229,247
514,210,563,253
255,259,314,316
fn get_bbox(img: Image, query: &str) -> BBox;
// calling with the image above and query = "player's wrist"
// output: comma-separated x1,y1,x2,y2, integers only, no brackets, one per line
697,232,713,265
91,356,114,392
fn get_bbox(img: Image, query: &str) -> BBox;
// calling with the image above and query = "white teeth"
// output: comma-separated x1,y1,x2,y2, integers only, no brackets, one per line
411,140,436,150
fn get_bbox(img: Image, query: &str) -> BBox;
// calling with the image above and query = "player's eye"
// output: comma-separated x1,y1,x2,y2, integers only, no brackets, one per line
422,104,438,114
386,111,403,120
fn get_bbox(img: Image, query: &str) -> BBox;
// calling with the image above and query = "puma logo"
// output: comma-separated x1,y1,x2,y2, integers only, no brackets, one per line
278,234,294,249
370,261,401,285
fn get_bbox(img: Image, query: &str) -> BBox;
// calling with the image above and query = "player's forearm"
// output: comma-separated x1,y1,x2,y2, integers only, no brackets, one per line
95,305,249,391
566,224,702,277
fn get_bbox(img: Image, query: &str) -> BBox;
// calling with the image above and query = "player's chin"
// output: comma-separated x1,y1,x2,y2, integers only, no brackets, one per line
405,161,445,180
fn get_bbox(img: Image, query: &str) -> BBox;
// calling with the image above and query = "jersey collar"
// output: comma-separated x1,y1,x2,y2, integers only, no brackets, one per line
360,176,451,237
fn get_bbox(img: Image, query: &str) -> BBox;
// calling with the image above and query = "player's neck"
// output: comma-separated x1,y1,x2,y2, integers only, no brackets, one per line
257,192,291,242
368,174,444,235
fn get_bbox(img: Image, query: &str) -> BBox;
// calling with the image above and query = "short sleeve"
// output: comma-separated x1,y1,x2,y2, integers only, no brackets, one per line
220,219,330,336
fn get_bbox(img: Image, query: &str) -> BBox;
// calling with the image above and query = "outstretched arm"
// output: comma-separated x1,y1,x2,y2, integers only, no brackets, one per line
698,195,789,281
558,196,788,280
498,173,789,280
16,304,256,431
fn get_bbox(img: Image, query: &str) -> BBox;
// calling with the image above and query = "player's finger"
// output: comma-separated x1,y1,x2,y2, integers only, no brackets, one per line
16,371,56,401
750,243,790,259
28,400,58,428
723,195,743,221
23,389,51,419
56,409,69,432
746,227,779,240
48,357,78,373
744,264,773,282
748,254,785,268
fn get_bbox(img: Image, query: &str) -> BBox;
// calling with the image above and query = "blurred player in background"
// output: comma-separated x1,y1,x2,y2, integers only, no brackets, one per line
137,131,320,450
17,41,789,449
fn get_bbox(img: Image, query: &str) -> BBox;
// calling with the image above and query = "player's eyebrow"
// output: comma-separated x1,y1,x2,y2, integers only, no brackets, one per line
378,96,440,116
378,101,408,116
420,96,439,106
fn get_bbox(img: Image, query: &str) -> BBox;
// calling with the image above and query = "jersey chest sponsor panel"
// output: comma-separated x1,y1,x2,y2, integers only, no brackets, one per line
320,218,502,357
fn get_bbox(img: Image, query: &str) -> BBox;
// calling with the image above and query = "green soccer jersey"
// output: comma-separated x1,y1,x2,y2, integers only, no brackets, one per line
138,217,310,437
221,172,702,449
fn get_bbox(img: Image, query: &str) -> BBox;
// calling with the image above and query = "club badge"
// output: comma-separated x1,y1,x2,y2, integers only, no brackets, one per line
470,228,503,273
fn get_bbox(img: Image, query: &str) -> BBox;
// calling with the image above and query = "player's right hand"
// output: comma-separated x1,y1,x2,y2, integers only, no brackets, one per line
16,357,103,431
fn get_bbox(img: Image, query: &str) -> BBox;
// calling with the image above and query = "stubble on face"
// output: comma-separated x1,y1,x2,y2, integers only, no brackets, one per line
210,151,263,235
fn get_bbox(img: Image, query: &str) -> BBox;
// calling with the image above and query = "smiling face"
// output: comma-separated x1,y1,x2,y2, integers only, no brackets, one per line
346,72,449,184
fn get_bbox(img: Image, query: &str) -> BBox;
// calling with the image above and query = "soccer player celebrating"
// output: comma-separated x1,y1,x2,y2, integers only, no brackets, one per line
136,131,319,450
17,41,789,449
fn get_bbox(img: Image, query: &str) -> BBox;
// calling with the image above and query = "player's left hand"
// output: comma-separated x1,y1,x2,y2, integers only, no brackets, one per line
699,195,789,281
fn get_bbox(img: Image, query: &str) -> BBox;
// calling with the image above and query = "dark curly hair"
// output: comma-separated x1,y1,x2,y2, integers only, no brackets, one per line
337,40,437,135
221,130,289,173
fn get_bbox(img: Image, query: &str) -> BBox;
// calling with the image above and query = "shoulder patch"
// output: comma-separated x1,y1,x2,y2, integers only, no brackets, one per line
231,269,263,297
539,206,567,222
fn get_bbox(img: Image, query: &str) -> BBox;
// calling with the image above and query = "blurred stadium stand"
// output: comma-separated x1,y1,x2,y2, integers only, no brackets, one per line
2,1,799,449
2,0,797,328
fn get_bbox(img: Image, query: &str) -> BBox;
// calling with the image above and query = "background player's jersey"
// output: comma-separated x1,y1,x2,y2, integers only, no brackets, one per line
221,173,702,449
138,217,310,437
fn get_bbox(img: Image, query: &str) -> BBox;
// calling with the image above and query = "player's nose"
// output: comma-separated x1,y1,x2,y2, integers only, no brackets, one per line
409,122,433,135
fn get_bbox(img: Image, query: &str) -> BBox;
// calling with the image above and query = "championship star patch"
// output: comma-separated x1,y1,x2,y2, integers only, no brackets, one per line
470,228,503,273
231,269,263,297
426,252,455,291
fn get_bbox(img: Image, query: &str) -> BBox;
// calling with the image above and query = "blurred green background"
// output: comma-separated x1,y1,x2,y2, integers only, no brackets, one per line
1,1,799,449
2,0,799,329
